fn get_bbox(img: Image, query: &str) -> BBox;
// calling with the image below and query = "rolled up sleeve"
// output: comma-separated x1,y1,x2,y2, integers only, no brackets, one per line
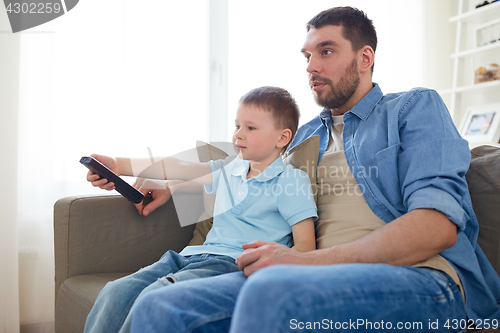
397,90,471,230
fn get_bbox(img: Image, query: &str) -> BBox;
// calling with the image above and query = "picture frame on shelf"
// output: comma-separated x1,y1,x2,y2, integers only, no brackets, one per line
474,17,500,47
460,103,500,143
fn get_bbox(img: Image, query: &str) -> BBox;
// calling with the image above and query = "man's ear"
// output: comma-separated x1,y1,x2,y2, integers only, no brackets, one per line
358,45,375,74
277,129,293,149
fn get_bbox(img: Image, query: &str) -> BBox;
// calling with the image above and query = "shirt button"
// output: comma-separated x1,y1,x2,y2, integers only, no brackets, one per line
239,191,244,196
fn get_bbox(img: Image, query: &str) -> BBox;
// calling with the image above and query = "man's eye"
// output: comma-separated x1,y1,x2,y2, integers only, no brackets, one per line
322,50,332,55
304,55,311,62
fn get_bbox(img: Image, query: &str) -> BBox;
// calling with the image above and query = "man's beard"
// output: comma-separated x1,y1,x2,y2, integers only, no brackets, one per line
311,58,360,110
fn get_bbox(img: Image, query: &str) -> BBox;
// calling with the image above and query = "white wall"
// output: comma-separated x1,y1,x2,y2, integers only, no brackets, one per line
224,0,453,141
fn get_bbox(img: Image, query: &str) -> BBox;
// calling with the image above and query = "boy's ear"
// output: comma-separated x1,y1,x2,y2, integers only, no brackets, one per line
277,128,293,149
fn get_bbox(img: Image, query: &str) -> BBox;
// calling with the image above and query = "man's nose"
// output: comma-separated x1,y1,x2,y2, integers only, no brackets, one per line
306,55,320,74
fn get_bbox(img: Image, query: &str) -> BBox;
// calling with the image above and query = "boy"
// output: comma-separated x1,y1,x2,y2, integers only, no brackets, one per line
84,86,317,333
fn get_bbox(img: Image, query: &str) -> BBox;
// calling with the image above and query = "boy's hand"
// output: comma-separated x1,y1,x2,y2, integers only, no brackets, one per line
236,240,307,276
133,178,172,216
86,154,121,191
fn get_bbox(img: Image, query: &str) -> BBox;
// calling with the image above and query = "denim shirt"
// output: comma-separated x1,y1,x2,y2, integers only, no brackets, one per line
289,83,500,320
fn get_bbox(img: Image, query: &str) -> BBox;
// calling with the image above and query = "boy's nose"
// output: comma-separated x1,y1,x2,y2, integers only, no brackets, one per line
234,129,244,140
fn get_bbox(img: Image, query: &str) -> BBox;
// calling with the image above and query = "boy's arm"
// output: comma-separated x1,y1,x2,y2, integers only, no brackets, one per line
88,154,213,189
118,156,212,184
133,179,204,216
290,217,316,252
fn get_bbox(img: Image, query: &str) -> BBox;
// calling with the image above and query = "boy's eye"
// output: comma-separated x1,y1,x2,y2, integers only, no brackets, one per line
235,125,240,130
248,126,256,130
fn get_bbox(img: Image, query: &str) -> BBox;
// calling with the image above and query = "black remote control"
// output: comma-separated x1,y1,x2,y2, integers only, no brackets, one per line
80,156,144,204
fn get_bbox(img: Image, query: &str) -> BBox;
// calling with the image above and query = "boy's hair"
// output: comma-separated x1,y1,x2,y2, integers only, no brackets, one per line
306,6,377,73
239,86,299,152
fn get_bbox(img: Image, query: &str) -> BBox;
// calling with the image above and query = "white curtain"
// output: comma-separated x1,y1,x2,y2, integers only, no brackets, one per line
1,8,21,333
1,1,209,331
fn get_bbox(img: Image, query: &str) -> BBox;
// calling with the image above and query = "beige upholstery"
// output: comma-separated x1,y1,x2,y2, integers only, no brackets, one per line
54,146,500,333
54,193,203,333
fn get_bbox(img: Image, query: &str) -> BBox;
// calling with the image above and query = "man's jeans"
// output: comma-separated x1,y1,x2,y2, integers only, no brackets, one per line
130,264,466,333
83,251,239,333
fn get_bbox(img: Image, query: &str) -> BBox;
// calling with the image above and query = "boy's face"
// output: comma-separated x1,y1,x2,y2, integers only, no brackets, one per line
233,104,286,164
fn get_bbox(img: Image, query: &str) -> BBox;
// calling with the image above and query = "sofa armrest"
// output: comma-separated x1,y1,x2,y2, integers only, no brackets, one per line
54,193,202,301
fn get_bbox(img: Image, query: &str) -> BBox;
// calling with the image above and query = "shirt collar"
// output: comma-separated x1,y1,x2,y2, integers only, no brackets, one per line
231,157,250,178
231,156,286,182
348,83,383,121
318,83,383,123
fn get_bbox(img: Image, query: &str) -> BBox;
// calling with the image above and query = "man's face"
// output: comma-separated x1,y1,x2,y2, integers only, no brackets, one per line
301,25,360,114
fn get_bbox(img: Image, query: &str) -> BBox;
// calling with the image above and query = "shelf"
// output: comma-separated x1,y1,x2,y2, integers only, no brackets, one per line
438,79,500,95
451,41,500,58
450,1,500,23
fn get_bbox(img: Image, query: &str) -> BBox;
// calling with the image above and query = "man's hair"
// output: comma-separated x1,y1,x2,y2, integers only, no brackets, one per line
239,86,299,151
307,6,377,72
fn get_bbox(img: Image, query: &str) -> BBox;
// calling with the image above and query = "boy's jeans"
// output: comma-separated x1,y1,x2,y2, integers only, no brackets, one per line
83,251,239,333
130,264,466,333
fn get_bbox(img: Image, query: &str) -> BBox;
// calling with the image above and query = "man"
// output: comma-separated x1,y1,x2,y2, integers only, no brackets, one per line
130,6,500,332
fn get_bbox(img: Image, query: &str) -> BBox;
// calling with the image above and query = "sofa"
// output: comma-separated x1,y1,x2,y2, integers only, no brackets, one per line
54,145,500,332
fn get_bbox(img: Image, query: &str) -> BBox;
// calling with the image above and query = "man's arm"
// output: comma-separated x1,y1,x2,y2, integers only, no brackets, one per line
236,208,457,276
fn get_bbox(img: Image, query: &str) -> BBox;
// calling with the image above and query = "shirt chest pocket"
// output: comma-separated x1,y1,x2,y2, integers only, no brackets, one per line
373,143,405,212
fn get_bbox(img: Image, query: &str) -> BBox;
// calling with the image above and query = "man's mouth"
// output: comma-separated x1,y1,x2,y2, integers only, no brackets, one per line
311,80,327,92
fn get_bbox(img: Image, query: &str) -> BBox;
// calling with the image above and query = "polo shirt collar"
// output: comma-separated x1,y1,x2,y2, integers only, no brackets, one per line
230,156,285,182
231,158,250,179
254,157,286,182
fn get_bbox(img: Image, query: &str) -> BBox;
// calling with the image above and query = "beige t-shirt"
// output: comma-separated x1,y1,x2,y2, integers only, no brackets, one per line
316,115,464,299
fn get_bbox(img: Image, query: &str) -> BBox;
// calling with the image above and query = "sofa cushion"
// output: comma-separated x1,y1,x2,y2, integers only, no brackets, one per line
466,145,500,277
189,141,230,246
55,272,130,333
282,136,320,205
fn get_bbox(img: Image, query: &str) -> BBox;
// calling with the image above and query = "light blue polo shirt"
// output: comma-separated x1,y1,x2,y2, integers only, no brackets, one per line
180,156,317,260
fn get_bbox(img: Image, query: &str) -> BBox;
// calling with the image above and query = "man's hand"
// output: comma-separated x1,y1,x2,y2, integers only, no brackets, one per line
133,178,173,217
86,154,121,191
236,240,309,277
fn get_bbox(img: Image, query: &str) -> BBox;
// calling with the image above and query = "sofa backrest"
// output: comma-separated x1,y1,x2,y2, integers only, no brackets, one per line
465,145,500,277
